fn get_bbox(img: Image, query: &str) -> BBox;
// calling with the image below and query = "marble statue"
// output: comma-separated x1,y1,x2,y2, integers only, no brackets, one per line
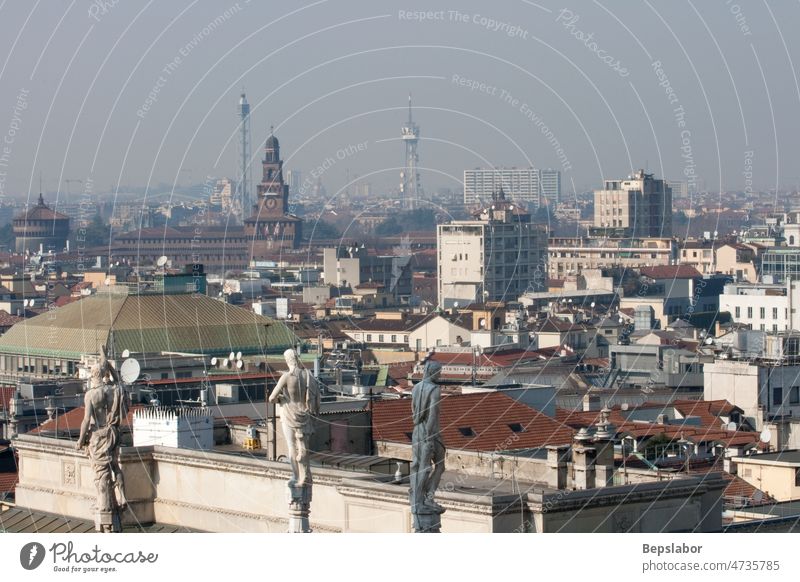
268,348,321,532
410,360,446,532
75,346,128,532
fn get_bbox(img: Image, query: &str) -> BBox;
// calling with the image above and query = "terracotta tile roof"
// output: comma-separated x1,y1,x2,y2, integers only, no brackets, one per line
373,392,574,451
640,265,702,279
0,310,22,328
672,399,741,426
0,471,17,494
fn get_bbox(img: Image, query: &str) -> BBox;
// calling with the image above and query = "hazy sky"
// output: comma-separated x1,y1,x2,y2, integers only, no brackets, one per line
0,0,797,207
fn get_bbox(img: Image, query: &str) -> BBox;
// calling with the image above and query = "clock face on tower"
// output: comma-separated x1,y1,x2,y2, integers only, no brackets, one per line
265,197,277,210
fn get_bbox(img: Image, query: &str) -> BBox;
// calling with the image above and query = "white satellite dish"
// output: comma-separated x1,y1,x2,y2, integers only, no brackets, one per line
121,349,130,358
760,429,772,444
621,403,629,411
119,358,141,384
229,352,235,361
156,255,168,267
236,351,242,361
222,358,230,368
210,357,218,366
236,360,243,370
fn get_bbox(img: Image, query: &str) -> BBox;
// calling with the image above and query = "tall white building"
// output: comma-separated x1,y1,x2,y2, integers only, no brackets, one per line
464,168,560,207
540,169,561,206
438,187,548,308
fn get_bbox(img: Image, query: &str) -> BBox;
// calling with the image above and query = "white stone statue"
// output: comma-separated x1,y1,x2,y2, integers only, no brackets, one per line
410,360,446,532
75,346,128,532
268,348,321,487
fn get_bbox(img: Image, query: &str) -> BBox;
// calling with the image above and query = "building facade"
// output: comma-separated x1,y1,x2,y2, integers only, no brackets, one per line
13,194,70,254
548,237,674,278
438,188,548,308
720,280,800,332
593,169,672,238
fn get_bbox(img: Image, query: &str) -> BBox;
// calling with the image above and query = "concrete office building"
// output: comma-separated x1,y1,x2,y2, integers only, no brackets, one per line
438,187,548,308
464,168,560,207
593,169,672,238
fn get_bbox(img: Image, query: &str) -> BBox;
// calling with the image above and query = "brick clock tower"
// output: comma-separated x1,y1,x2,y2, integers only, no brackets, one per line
244,128,302,252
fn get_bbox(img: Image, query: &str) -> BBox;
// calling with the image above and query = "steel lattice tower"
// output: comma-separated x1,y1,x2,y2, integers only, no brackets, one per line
400,93,422,210
237,92,252,222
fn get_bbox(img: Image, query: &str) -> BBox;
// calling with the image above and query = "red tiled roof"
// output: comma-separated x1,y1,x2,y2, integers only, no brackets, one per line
0,471,18,494
672,399,740,426
0,310,22,328
640,265,702,279
373,392,574,451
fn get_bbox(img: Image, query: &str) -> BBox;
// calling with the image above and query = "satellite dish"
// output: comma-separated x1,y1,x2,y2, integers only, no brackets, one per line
119,358,141,384
236,351,242,360
621,403,629,411
156,255,168,267
760,429,772,444
121,349,130,358
229,352,235,361
222,358,230,368
210,357,218,366
236,360,243,370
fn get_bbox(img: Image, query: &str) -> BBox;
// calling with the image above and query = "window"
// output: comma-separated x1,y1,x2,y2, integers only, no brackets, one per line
391,335,397,343
366,334,372,342
773,387,783,407
403,335,409,343
735,306,741,318
796,468,800,487
508,423,525,433
416,338,422,350
747,306,753,318
792,386,800,405
378,334,385,343
760,307,766,319
458,427,476,437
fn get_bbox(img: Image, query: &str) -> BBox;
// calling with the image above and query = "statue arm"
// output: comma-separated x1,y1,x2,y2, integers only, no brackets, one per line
268,373,287,404
427,388,441,435
76,392,93,449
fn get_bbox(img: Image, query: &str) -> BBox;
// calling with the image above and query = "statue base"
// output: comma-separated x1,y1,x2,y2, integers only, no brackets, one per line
95,510,121,533
286,482,312,533
412,508,444,533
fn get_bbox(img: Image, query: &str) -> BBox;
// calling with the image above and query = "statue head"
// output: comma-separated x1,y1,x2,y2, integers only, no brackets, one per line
284,348,300,370
422,361,442,382
89,362,104,389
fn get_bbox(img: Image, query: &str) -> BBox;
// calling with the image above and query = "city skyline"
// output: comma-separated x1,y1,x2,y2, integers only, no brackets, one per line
0,1,797,208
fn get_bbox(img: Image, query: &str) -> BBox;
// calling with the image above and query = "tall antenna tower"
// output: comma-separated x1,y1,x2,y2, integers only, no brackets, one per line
237,92,252,222
400,93,422,210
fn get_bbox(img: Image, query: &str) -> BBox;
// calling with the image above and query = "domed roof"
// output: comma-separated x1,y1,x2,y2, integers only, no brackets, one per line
265,126,279,150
